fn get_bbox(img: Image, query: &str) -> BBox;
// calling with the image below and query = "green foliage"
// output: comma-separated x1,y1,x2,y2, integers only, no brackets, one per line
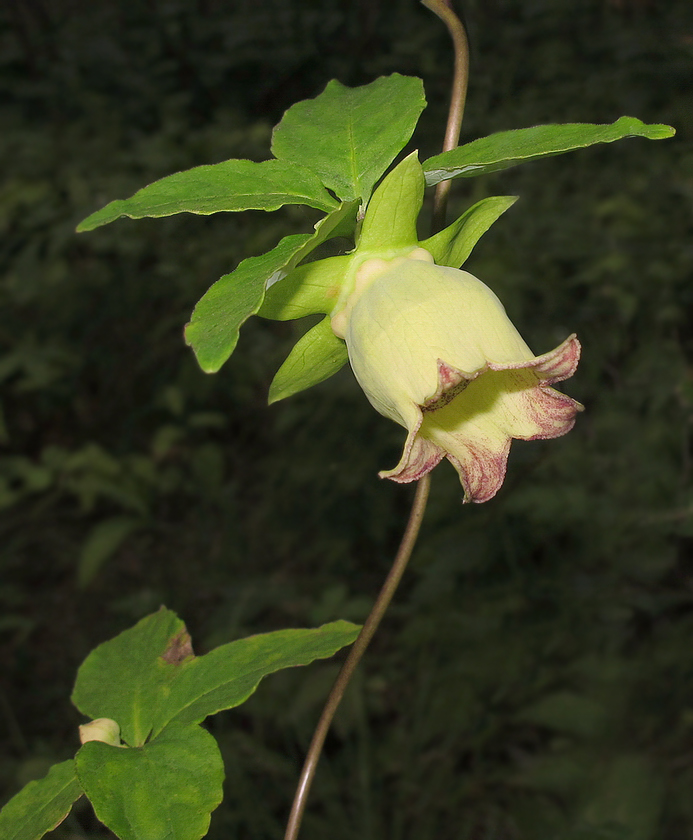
0,761,81,840
76,159,339,231
420,195,519,268
355,152,424,252
1,1,692,839
271,74,426,202
0,608,359,839
76,724,224,840
72,608,359,746
75,75,671,414
78,516,142,589
268,317,349,405
184,199,358,373
422,117,675,184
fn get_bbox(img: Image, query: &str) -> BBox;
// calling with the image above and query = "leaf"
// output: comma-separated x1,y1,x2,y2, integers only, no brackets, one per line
268,317,349,404
272,74,426,202
515,691,607,739
157,619,360,735
72,606,360,745
76,159,338,232
259,255,352,321
78,516,141,589
357,151,424,253
0,759,82,840
580,755,664,840
72,607,189,747
76,723,223,840
422,117,676,185
184,200,357,373
420,195,518,268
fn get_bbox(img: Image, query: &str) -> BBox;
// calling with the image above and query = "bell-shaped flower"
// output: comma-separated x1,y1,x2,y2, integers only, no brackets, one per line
332,248,582,503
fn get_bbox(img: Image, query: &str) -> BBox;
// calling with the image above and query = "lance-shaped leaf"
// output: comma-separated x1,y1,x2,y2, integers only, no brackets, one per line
420,195,519,268
357,151,424,253
77,158,339,232
422,117,676,185
268,317,348,404
185,199,358,373
272,74,426,203
72,607,360,745
0,759,82,840
157,619,359,734
76,723,223,840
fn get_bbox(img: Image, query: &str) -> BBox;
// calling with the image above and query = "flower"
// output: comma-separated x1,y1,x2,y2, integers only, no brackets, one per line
332,248,582,503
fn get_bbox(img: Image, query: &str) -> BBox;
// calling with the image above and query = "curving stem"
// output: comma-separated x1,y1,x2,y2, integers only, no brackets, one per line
282,5,467,837
283,474,431,840
421,0,470,233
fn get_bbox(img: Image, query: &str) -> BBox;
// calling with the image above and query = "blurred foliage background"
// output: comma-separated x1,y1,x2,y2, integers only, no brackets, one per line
1,0,692,838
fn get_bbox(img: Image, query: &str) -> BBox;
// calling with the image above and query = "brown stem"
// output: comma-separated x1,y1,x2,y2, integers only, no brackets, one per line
283,474,431,840
422,0,470,233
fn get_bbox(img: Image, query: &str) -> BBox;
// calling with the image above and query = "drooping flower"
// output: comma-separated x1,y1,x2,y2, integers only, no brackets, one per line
331,248,582,503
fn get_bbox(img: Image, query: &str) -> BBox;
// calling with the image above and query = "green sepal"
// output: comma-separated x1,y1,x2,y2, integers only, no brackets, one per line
268,317,349,404
0,759,83,840
420,195,518,268
272,74,426,203
185,200,357,373
259,254,353,321
422,117,676,185
357,151,424,253
77,158,339,232
75,723,223,840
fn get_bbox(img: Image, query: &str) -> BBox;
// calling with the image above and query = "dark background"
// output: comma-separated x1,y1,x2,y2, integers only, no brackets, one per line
1,0,692,838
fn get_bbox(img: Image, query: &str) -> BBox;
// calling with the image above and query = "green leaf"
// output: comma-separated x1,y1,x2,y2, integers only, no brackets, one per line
422,117,676,185
185,200,357,373
158,619,360,734
580,755,664,840
357,151,424,253
268,317,349,404
78,516,141,589
76,723,223,840
420,195,518,268
515,691,607,739
259,255,353,321
76,159,338,232
0,759,82,840
72,607,190,747
272,74,426,202
72,606,359,745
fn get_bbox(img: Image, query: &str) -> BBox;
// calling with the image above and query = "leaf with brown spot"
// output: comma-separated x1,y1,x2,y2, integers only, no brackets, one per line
161,629,195,665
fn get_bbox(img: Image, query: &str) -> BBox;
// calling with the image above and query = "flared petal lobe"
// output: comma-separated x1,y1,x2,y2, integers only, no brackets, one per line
339,254,582,503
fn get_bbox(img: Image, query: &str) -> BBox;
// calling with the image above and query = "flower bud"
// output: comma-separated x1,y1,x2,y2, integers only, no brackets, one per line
79,717,123,747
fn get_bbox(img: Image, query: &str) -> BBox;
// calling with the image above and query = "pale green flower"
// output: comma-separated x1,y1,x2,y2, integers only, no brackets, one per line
333,249,582,503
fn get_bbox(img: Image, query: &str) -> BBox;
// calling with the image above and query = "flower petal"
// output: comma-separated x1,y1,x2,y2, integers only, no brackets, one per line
379,422,444,483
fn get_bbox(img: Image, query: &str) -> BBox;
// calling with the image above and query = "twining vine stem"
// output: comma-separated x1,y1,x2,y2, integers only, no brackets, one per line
282,4,469,839
282,474,430,840
423,0,470,231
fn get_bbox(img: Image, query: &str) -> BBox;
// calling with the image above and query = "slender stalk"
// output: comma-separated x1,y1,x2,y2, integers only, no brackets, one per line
283,474,430,840
422,0,470,231
282,6,468,837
